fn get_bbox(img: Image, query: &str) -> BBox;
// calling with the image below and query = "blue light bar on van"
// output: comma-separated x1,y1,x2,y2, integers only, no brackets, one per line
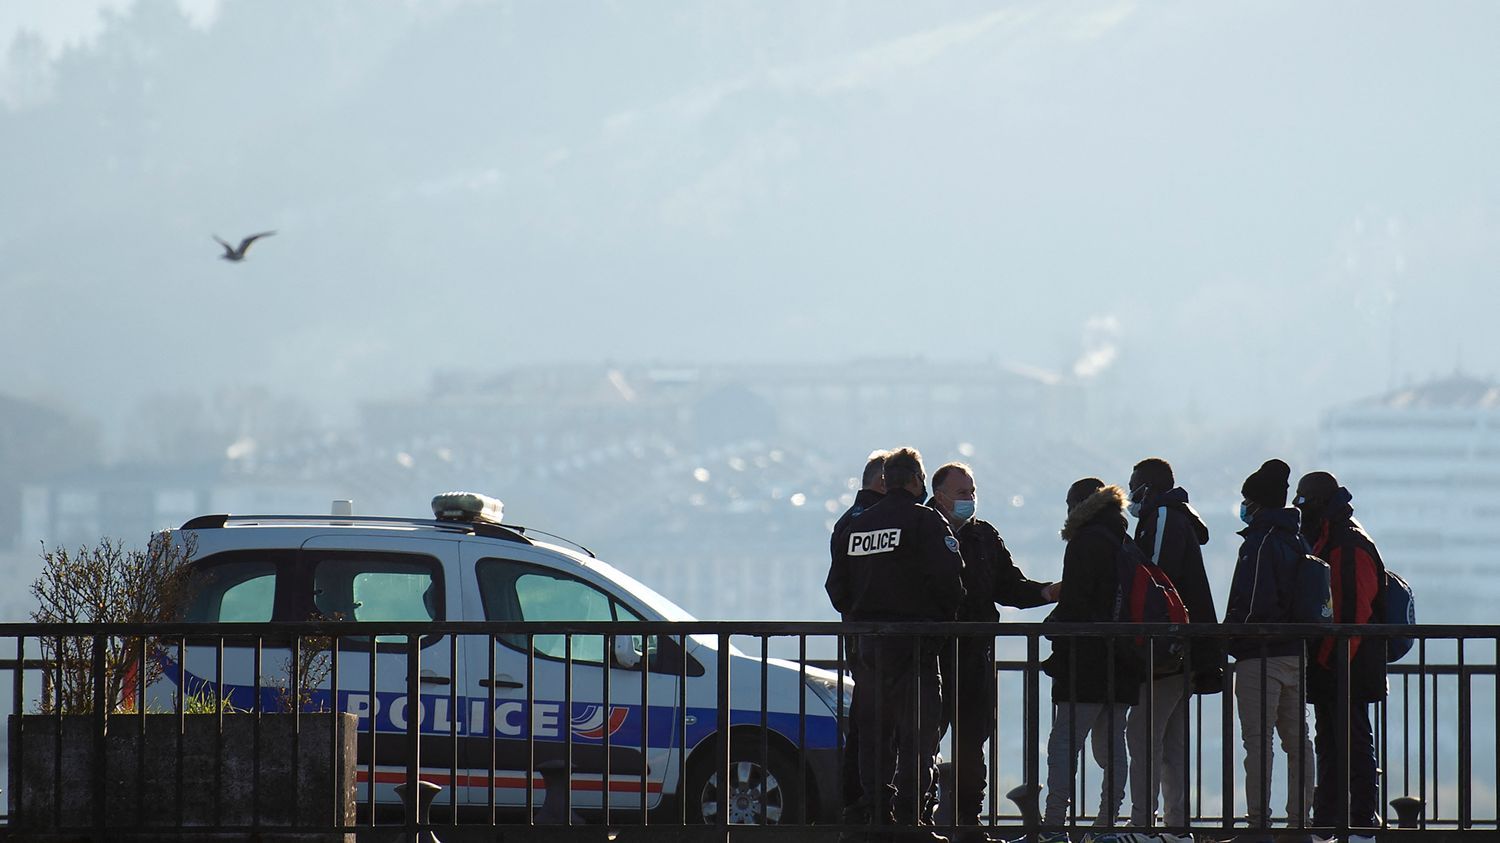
431,492,505,525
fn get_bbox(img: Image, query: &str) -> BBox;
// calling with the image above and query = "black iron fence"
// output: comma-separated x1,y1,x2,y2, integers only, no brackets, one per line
0,620,1493,840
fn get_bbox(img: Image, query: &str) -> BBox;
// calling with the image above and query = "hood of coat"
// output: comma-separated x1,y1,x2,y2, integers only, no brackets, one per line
1152,486,1210,545
1061,484,1128,541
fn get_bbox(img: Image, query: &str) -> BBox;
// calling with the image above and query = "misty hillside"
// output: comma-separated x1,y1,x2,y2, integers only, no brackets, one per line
3,0,1499,426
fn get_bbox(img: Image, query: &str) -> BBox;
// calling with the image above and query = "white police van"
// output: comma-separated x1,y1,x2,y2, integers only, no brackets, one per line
164,493,848,825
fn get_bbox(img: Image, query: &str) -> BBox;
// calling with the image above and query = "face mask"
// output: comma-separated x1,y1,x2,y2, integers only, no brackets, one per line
1239,503,1254,525
952,499,976,521
1127,501,1143,518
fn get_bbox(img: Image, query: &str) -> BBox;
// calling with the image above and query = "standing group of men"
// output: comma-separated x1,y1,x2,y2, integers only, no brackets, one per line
824,449,1388,843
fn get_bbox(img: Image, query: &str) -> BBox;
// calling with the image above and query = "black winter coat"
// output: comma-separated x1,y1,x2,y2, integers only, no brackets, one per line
1133,487,1222,691
1224,506,1314,659
951,517,1051,622
1044,486,1145,705
1305,489,1388,704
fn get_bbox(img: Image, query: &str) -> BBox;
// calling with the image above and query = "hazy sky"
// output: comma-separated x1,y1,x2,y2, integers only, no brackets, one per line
2,1,1498,430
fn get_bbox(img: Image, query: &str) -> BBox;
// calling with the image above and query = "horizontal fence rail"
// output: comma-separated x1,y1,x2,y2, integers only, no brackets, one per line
0,620,1493,841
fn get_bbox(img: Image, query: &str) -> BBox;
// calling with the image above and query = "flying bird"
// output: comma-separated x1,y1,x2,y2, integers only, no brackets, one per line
213,231,275,262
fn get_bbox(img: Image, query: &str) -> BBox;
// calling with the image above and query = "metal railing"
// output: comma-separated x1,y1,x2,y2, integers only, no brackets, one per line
0,620,1492,840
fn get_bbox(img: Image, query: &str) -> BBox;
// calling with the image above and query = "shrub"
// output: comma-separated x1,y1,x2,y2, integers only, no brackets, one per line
29,532,196,714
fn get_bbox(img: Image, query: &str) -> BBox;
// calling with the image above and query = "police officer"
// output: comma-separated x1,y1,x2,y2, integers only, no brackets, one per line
827,449,891,838
826,447,965,841
927,462,1057,842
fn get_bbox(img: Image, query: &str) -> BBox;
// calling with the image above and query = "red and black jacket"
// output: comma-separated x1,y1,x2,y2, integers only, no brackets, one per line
1306,489,1388,704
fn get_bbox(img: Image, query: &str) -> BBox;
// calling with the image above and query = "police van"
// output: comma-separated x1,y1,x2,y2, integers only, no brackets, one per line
163,493,849,825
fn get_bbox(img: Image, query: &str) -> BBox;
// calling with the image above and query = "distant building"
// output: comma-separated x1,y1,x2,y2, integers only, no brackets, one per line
1318,374,1500,624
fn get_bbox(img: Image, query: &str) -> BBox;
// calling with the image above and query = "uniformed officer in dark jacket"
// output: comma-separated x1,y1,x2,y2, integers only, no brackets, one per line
826,449,890,837
826,447,965,841
1122,457,1220,833
1295,471,1387,837
927,462,1056,841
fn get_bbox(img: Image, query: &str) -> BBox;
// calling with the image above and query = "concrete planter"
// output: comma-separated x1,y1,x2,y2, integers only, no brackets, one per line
7,712,357,842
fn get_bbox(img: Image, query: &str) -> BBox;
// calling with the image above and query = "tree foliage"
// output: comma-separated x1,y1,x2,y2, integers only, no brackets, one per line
29,532,196,714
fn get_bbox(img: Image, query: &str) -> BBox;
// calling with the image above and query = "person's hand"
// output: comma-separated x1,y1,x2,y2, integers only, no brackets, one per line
1041,581,1061,603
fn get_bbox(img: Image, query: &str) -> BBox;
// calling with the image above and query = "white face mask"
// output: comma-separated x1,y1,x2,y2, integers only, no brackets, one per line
1127,500,1143,518
951,499,976,521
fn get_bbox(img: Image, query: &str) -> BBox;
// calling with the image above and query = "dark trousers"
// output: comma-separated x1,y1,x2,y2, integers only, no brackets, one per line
936,636,996,825
841,636,865,812
1312,698,1379,829
855,634,943,825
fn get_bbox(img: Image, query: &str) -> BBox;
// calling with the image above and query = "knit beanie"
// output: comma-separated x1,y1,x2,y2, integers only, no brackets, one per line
1241,459,1291,509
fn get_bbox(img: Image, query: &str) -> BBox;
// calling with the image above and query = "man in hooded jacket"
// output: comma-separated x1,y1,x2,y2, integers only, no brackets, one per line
1295,471,1386,841
1120,457,1220,838
1040,478,1145,838
1224,459,1317,841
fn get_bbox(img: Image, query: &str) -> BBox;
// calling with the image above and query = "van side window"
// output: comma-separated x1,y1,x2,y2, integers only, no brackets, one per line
310,555,442,646
477,559,641,664
182,559,276,622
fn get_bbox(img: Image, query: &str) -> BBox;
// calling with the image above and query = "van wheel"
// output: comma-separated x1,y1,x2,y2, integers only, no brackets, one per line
687,736,801,825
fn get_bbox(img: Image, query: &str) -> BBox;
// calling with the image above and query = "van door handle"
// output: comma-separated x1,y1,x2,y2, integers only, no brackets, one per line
418,670,451,686
479,675,524,690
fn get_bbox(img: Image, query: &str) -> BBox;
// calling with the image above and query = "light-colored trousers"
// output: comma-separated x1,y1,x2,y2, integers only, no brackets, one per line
1234,656,1315,829
1122,672,1192,827
1044,701,1129,827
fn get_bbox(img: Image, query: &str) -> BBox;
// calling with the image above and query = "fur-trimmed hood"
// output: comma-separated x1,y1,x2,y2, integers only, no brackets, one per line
1061,484,1128,541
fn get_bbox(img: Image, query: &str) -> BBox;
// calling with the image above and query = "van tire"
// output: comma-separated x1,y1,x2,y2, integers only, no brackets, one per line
686,733,801,825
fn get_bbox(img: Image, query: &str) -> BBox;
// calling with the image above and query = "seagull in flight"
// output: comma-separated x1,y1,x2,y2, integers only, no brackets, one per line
213,231,275,262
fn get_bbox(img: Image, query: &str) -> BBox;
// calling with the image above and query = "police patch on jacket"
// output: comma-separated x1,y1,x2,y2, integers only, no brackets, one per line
848,528,901,556
944,535,960,553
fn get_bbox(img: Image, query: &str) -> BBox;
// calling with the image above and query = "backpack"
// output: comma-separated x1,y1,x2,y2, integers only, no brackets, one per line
1384,568,1416,662
1290,552,1333,624
1105,529,1191,675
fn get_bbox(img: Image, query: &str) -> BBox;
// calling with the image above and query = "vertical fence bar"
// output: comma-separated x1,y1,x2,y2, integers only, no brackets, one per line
1334,633,1350,838
405,633,420,839
565,630,574,825
988,637,999,828
602,632,612,827
253,636,263,832
835,631,847,829
487,634,497,824
638,628,649,823
1025,632,1040,838
798,632,808,826
449,632,458,822
679,632,689,827
716,631,731,842
366,636,377,824
52,637,61,830
12,635,23,829
329,634,340,833
1459,637,1471,830
759,634,770,825
1220,642,1234,837
526,633,535,824
135,634,146,828
215,637,225,828
176,636,185,830
1418,637,1427,832
90,634,106,838
291,635,302,826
